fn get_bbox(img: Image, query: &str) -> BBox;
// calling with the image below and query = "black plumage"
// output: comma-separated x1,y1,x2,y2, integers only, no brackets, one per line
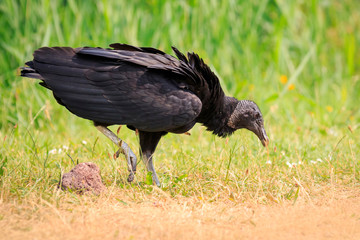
21,43,269,186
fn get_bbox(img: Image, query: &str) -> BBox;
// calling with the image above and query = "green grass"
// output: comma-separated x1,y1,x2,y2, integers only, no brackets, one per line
0,0,359,204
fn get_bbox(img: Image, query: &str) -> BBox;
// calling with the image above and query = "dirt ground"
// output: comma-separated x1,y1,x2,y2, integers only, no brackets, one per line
1,188,360,240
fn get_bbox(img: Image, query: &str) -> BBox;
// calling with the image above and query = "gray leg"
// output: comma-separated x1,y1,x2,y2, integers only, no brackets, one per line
142,153,161,187
96,125,137,182
138,131,164,187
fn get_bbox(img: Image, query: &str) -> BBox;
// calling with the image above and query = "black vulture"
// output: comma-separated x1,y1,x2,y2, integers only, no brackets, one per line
20,43,269,186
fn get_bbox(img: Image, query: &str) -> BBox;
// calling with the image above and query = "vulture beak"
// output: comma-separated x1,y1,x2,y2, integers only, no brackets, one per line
249,123,269,147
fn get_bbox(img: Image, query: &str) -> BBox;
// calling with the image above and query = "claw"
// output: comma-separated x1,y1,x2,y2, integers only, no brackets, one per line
117,126,122,135
153,174,161,187
96,125,138,184
115,149,121,159
127,172,135,182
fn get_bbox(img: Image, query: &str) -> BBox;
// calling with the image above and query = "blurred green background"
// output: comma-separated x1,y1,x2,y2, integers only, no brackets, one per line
1,0,359,133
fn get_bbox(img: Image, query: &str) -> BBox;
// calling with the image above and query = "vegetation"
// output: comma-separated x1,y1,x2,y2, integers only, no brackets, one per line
0,0,359,206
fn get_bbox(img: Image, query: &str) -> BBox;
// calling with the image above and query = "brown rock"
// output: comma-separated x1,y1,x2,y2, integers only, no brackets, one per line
59,162,106,195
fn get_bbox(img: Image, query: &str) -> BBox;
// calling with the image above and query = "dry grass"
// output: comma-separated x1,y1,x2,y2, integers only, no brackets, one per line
1,185,360,240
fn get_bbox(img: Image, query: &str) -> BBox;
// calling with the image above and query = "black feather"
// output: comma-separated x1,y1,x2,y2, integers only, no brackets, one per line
20,43,238,135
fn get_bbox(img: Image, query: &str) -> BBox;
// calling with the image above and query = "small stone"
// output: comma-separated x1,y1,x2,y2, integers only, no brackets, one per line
59,162,106,195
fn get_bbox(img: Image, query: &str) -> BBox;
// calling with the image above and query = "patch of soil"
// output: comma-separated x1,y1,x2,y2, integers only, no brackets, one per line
59,162,106,195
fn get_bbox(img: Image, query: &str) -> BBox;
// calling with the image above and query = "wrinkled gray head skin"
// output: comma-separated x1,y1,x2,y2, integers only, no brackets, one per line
228,100,269,147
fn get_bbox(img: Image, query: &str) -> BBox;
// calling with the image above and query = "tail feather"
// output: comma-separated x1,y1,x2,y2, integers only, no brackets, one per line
25,60,34,68
20,61,44,80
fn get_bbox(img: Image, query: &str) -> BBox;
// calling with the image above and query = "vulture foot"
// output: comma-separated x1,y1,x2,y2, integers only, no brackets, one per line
96,125,137,182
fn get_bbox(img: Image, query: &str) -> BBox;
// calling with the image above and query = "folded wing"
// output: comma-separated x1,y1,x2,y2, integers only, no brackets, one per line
29,46,202,132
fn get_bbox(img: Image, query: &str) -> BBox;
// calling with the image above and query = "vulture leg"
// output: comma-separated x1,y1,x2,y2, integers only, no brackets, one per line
95,125,137,182
138,131,165,187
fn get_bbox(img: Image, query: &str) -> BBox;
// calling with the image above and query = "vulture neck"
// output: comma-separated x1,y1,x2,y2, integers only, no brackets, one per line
199,96,239,137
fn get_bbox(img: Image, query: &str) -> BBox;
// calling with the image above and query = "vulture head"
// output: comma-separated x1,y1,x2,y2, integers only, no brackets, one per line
228,100,269,147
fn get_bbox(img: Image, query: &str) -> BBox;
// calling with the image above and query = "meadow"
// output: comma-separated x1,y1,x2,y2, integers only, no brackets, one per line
0,0,360,239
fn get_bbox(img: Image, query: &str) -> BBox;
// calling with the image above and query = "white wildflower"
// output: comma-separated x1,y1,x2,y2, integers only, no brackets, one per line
310,160,317,164
286,162,292,168
266,160,272,164
327,128,338,136
316,158,323,163
49,149,57,154
82,140,87,145
298,161,303,165
58,148,62,154
62,145,69,150
286,161,297,168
